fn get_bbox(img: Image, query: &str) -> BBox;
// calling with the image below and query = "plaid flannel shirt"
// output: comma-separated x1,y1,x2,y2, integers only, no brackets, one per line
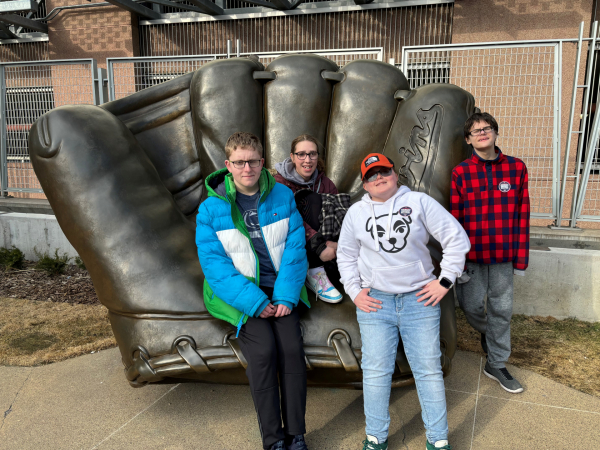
450,148,530,270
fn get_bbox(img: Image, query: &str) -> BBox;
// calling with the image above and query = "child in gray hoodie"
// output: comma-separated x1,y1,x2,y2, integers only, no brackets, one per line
337,153,470,450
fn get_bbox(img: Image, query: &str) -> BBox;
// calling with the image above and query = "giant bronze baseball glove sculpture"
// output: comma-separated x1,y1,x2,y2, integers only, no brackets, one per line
29,55,475,388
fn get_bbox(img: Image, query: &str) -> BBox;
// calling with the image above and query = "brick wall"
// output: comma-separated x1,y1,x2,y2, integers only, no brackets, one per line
47,0,140,68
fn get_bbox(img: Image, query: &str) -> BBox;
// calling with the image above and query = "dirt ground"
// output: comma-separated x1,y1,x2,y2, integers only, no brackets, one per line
0,261,98,304
1,262,599,397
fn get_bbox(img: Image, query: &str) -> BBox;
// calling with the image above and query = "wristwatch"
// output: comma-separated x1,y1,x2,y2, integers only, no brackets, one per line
439,277,453,289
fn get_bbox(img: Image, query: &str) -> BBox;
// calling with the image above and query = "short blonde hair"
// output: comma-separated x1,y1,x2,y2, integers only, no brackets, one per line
225,132,263,159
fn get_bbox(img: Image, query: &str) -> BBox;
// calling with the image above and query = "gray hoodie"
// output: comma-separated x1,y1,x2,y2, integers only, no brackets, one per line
337,186,471,301
274,157,319,188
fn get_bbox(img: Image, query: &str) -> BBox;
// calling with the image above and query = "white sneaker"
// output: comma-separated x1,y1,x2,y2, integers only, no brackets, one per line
305,269,343,303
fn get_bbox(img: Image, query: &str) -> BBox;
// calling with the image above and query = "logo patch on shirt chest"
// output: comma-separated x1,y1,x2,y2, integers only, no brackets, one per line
498,181,511,192
399,206,412,216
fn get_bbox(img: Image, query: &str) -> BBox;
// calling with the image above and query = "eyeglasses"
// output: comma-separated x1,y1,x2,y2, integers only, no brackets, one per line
293,151,319,160
229,159,262,169
363,167,393,183
469,126,494,136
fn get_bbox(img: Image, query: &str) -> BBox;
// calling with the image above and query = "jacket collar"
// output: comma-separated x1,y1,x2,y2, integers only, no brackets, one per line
470,146,505,165
205,167,275,203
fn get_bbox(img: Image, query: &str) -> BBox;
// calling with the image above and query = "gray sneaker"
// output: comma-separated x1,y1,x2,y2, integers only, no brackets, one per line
484,362,523,393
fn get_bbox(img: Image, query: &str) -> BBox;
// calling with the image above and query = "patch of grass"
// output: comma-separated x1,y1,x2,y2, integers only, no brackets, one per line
34,249,71,276
0,297,116,366
0,246,25,270
74,256,86,271
456,307,600,397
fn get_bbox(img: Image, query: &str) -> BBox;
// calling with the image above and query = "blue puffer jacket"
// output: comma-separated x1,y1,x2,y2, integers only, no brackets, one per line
196,168,309,333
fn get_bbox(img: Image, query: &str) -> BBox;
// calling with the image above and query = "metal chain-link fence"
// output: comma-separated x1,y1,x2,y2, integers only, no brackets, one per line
107,56,216,102
0,59,98,198
106,48,383,102
403,43,560,220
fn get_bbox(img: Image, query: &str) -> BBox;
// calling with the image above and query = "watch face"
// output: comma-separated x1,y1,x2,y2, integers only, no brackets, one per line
440,278,452,289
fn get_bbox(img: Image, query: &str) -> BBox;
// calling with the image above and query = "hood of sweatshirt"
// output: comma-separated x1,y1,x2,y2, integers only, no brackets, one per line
274,157,318,187
361,185,411,252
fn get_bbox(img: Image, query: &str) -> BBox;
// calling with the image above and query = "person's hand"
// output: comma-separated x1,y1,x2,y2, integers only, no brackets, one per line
416,280,449,307
319,245,336,262
354,288,383,313
259,303,276,318
274,304,291,317
326,241,338,251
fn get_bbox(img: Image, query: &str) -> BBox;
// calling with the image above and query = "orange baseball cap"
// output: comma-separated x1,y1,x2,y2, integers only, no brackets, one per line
360,153,395,179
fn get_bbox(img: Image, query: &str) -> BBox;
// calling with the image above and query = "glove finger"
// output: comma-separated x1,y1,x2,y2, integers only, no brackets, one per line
264,54,339,167
102,73,202,217
383,83,475,209
29,105,205,314
326,60,409,193
191,58,265,178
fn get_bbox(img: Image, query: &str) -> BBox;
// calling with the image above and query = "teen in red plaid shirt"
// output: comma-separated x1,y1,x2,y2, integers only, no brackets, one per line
450,112,530,394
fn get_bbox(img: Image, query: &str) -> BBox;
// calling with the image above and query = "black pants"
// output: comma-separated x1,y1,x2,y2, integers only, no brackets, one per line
237,287,307,449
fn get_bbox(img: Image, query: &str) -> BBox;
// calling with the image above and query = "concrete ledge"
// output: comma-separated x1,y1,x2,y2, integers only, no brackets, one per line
530,226,600,242
514,247,600,322
0,197,54,215
0,212,78,261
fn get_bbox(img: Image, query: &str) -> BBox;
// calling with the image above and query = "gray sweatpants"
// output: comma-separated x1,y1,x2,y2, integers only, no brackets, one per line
456,261,513,368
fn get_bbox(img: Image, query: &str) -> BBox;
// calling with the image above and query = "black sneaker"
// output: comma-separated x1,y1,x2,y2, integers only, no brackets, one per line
481,333,488,355
270,440,285,450
483,362,523,393
286,434,308,450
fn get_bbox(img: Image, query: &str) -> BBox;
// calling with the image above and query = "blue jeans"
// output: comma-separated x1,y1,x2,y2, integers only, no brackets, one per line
357,288,448,445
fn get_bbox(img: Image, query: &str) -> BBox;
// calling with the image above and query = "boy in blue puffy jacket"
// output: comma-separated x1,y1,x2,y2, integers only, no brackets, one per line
196,131,310,450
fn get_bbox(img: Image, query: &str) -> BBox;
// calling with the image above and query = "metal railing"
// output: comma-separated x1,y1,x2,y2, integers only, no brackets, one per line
106,47,383,102
107,55,216,101
0,58,100,198
403,42,561,221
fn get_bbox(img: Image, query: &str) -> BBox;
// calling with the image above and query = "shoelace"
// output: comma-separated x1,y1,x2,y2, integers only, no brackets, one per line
315,271,329,293
362,440,385,450
291,435,306,446
499,368,514,380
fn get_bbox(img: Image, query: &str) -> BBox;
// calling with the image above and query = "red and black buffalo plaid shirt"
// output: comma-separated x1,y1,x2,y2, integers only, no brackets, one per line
450,148,530,270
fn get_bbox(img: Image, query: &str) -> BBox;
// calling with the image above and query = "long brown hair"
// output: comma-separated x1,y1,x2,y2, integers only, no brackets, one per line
290,134,326,172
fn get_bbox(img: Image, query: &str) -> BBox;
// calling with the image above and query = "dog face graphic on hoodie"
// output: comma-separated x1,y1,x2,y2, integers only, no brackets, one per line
365,208,412,253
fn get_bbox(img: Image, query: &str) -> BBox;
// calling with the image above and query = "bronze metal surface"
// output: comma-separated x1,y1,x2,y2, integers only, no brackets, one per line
29,55,475,388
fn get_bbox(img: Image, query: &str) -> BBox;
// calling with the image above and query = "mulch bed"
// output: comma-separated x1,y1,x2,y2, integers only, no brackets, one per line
0,261,99,305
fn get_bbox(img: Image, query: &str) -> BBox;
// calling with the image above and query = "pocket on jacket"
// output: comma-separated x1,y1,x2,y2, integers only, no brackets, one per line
371,261,427,293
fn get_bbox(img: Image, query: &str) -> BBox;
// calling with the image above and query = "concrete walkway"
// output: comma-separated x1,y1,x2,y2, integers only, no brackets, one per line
1,348,598,449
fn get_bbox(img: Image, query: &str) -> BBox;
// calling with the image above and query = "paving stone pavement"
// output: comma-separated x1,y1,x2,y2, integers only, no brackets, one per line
1,348,598,449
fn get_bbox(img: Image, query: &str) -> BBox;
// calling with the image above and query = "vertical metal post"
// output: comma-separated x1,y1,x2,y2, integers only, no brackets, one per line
227,39,232,59
0,64,7,197
556,22,585,227
553,41,562,222
91,59,99,106
236,39,241,58
569,21,598,227
107,60,116,102
96,67,108,105
575,75,600,219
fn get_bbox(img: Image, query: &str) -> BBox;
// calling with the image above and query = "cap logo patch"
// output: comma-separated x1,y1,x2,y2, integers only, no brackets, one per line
364,156,380,167
399,206,412,216
498,181,511,192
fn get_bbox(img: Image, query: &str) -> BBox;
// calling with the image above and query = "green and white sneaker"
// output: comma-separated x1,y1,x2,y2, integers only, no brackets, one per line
361,435,388,450
426,439,452,449
484,362,524,393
